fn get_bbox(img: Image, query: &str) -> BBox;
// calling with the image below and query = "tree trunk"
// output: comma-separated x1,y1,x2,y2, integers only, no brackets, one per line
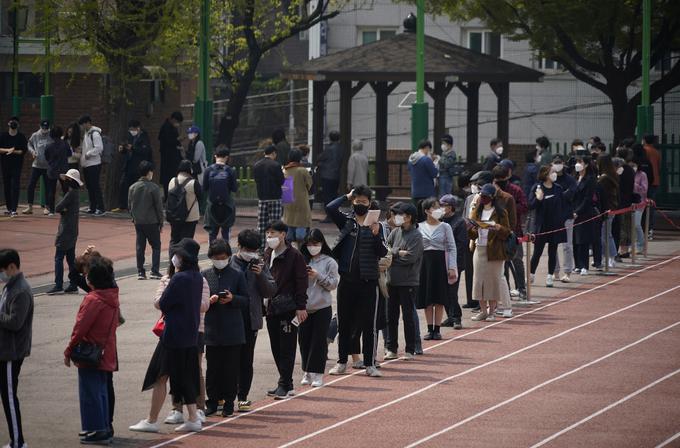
610,93,638,146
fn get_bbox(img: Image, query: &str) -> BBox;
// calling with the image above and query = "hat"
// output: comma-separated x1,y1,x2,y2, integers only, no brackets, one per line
439,194,461,208
187,125,200,134
40,120,50,129
441,134,453,145
398,202,418,221
63,169,84,186
480,183,496,197
264,145,277,155
471,170,493,185
499,159,514,170
171,238,200,265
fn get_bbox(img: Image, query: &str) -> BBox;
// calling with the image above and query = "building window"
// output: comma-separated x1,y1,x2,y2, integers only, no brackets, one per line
0,73,43,100
536,57,563,71
467,30,501,57
360,28,397,45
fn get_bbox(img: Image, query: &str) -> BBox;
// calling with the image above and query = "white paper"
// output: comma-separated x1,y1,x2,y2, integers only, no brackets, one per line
361,209,381,227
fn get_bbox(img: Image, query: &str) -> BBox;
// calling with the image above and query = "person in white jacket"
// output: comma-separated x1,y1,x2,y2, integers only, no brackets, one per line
347,139,368,191
78,115,105,215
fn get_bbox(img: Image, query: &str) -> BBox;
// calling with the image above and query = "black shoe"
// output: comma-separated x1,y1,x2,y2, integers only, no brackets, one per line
47,286,64,295
86,209,96,215
79,430,88,438
432,331,442,340
266,386,279,397
149,272,163,280
94,210,106,216
453,319,463,330
472,307,481,312
273,386,294,400
415,348,424,355
614,255,623,262
80,430,112,445
462,304,475,309
441,318,454,327
221,401,234,417
137,272,147,280
205,400,218,416
423,331,434,341
620,252,630,259
64,285,79,294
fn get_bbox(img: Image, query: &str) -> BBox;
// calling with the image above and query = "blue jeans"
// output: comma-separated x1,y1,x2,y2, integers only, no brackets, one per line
78,368,110,433
55,247,76,289
634,210,644,251
286,226,308,243
439,175,453,197
601,216,617,262
209,226,230,245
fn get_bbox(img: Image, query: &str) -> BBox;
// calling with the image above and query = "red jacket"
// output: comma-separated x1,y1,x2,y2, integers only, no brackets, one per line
64,288,119,372
505,182,528,236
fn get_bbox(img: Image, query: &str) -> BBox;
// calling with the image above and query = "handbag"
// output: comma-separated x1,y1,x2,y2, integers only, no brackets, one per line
70,303,118,366
152,315,165,337
281,176,295,204
268,293,297,316
504,231,519,260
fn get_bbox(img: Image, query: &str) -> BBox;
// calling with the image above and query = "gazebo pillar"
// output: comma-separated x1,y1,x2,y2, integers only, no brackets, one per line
312,80,332,164
371,81,400,186
491,82,510,146
457,82,481,164
426,82,455,154
338,81,367,190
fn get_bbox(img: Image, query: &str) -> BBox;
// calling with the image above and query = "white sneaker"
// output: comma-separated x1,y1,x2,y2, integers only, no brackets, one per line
486,314,496,322
300,372,312,385
384,351,398,360
175,419,201,432
329,363,347,375
196,409,206,423
580,268,588,276
164,409,184,424
546,274,554,287
401,352,415,360
608,259,616,269
560,274,571,283
530,274,535,284
311,373,324,387
2,444,27,448
352,360,365,369
365,366,383,377
500,309,513,318
129,419,160,433
509,289,520,297
572,268,581,274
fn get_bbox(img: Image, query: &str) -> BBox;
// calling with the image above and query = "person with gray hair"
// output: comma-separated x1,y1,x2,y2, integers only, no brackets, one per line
347,139,368,191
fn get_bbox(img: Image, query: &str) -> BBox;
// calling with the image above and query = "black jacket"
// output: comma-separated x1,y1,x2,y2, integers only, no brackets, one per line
45,139,70,180
253,156,284,200
442,214,468,270
229,255,276,331
264,244,308,314
202,266,249,346
597,174,619,211
326,195,388,281
123,130,153,177
0,272,33,361
159,271,203,348
618,165,635,208
158,120,181,176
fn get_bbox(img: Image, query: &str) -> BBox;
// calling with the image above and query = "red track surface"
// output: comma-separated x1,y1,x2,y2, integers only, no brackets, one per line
147,255,680,448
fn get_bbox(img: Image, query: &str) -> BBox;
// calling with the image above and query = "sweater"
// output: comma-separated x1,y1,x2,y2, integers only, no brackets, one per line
28,130,53,169
419,221,457,270
408,151,437,198
386,225,424,286
229,255,277,330
202,266,249,346
159,271,204,348
129,178,164,226
0,273,33,361
80,126,103,168
55,189,80,250
306,254,339,312
253,156,284,200
265,244,309,313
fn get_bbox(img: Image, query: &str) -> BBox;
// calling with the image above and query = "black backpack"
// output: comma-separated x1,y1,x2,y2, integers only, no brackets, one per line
165,177,196,223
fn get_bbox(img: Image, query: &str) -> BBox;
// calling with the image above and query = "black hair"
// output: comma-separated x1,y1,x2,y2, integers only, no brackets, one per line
621,137,636,149
329,130,340,142
177,159,193,174
87,257,115,289
457,171,471,189
66,122,81,148
138,160,154,177
215,147,230,158
272,129,286,144
9,116,19,122
0,249,20,269
642,134,656,145
421,197,439,212
571,139,584,148
536,136,550,149
50,126,64,140
237,229,261,251
590,136,602,145
267,220,289,233
525,150,537,163
288,148,302,163
301,228,333,260
298,144,310,156
616,147,633,162
208,238,232,258
598,154,617,179
351,184,372,201
490,138,501,147
170,111,184,122
78,115,92,125
492,165,509,180
128,119,141,128
418,139,432,150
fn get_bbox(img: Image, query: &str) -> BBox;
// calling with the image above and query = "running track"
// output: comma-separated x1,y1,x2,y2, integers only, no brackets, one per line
148,254,680,448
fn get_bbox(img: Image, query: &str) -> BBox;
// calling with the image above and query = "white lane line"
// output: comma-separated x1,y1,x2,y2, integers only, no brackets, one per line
149,255,680,448
531,368,680,448
656,431,680,448
278,283,680,448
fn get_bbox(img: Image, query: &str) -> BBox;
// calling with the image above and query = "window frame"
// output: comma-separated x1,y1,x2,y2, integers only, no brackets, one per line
358,27,398,46
465,29,503,58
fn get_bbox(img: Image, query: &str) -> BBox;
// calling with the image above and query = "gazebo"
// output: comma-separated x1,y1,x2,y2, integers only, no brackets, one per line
282,26,543,187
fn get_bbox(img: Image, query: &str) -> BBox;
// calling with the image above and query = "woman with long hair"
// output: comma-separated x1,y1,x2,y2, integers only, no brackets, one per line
186,126,208,185
65,122,82,170
572,155,598,274
597,154,620,268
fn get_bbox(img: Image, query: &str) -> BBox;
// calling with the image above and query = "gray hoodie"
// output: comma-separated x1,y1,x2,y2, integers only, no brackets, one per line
386,224,424,286
80,126,103,168
306,254,339,312
0,272,34,361
28,130,54,169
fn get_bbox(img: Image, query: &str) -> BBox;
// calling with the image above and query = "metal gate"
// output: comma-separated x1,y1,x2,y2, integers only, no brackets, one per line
658,135,680,208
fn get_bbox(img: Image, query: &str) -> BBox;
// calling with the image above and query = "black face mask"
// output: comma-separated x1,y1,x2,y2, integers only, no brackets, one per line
9,122,18,130
353,203,369,216
495,180,508,190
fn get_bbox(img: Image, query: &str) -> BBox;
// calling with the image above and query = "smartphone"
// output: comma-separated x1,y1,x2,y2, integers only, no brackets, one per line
291,316,300,327
218,291,228,299
247,258,261,271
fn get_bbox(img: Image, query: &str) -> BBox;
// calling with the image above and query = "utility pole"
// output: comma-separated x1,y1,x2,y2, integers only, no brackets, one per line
410,0,428,151
636,0,653,140
194,0,214,159
10,1,26,117
41,6,54,124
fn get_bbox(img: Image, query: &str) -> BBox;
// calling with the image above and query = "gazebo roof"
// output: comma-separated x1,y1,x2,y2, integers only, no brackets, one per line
282,31,543,84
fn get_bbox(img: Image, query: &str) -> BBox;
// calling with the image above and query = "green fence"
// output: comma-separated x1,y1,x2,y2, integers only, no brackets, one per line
658,134,680,209
232,166,258,200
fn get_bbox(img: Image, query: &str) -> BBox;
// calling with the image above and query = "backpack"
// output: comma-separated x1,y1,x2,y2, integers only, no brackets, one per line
504,231,519,259
208,165,232,205
165,177,195,223
90,131,115,164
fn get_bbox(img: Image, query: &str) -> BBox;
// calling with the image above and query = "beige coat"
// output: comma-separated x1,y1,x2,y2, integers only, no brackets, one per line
282,164,312,228
168,173,200,222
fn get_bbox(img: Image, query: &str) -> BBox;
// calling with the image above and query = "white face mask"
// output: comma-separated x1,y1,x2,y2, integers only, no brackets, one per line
616,167,624,175
212,259,229,270
188,133,197,140
441,143,449,152
431,208,444,220
171,254,182,269
552,163,564,173
239,251,259,262
632,165,638,173
575,163,584,173
307,245,322,256
549,172,558,182
129,130,139,137
495,146,504,155
471,184,480,194
0,271,8,283
393,214,405,226
535,145,542,152
266,237,281,250
587,143,593,150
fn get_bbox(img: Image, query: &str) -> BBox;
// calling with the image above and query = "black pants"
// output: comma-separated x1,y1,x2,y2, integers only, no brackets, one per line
135,224,161,275
337,278,378,367
107,372,115,432
26,167,48,207
0,359,24,448
321,178,339,205
54,247,76,289
118,173,136,210
298,306,332,374
504,243,526,291
530,240,559,274
205,345,241,403
574,243,590,270
266,311,298,390
446,276,463,320
83,164,105,212
464,246,478,307
386,285,417,354
1,160,22,212
170,221,198,255
237,330,258,401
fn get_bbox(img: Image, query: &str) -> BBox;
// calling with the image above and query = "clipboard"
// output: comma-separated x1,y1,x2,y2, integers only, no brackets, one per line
361,209,381,227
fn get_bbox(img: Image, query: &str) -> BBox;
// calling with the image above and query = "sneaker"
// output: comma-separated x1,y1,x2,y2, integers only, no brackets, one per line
9,211,17,217
415,348,424,355
175,419,201,432
94,210,106,216
614,254,623,263
129,419,160,433
221,401,234,417
500,309,513,318
593,264,603,271
149,272,163,280
329,363,348,375
311,373,324,388
80,430,112,445
571,268,581,274
196,409,206,423
47,212,55,217
351,360,365,369
518,289,527,300
530,274,536,284
300,372,312,385
21,206,33,215
619,252,630,259
237,400,252,412
384,351,398,360
401,352,415,360
86,209,96,215
137,272,147,280
580,268,588,276
560,274,571,283
46,286,64,295
204,400,219,416
365,366,383,377
43,208,50,215
472,307,481,313
453,318,463,330
3,210,10,215
471,312,488,321
64,285,79,294
273,387,295,400
110,208,123,213
648,231,654,241
461,304,477,309
509,289,520,297
608,259,616,269
486,314,496,322
432,331,442,340
164,410,184,424
546,274,554,287
440,317,454,327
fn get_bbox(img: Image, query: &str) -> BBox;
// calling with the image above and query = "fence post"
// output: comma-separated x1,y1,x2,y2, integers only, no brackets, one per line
628,208,642,267
516,237,540,306
644,201,650,257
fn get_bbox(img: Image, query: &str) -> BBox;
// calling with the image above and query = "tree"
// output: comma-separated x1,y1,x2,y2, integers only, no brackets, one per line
417,0,680,142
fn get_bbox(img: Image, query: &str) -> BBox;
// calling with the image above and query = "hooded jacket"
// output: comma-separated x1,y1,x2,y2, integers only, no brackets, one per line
407,151,438,198
80,126,103,168
64,287,119,371
0,272,34,361
306,254,339,311
229,255,276,330
28,129,54,169
264,243,308,313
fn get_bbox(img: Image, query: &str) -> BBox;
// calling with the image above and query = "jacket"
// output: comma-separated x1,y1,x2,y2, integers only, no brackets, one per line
493,188,517,236
482,152,501,171
28,130,53,169
155,275,210,333
438,149,457,178
408,151,438,198
442,214,468,269
634,170,648,202
158,120,181,176
347,150,369,188
202,266,249,346
122,130,153,178
316,142,342,180
55,189,80,250
597,174,619,212
80,126,103,168
326,195,388,281
45,139,70,180
186,139,208,182
306,254,339,311
129,178,164,226
264,244,308,313
502,182,528,235
522,163,539,198
159,270,204,348
168,173,202,223
253,156,284,200
229,255,276,330
283,164,313,228
618,165,635,208
386,225,424,286
528,182,568,244
468,204,511,261
573,174,598,220
203,163,238,229
275,140,291,166
0,273,34,361
64,288,119,371
554,172,578,214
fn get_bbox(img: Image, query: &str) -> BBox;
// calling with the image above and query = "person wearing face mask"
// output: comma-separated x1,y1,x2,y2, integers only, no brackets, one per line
630,156,648,254
22,120,54,215
596,154,620,269
417,198,457,339
112,119,153,212
158,111,184,199
166,160,203,257
326,185,388,377
200,239,249,417
228,230,276,411
439,195,468,329
0,116,28,217
438,134,457,196
613,150,636,261
263,221,308,397
550,154,578,283
78,115,106,216
572,156,599,275
298,229,338,387
0,249,33,448
283,149,313,247
483,138,503,171
528,165,568,287
408,140,439,221
128,161,164,280
185,126,208,185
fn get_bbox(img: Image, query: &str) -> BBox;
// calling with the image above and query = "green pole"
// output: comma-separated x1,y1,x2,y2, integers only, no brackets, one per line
194,0,213,162
636,0,653,140
11,4,21,117
410,0,428,151
40,17,54,208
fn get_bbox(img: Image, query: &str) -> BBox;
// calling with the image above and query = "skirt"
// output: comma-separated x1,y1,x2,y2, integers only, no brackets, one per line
416,250,449,309
472,246,508,302
142,340,200,405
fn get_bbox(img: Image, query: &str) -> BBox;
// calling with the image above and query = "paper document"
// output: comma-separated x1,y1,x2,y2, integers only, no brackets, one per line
362,209,381,227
